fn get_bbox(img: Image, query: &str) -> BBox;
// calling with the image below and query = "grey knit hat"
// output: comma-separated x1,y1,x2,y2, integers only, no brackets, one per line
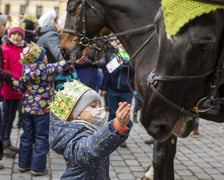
0,14,7,26
72,89,101,119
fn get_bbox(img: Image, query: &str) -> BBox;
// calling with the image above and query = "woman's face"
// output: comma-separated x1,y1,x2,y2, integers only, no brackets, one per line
0,23,6,37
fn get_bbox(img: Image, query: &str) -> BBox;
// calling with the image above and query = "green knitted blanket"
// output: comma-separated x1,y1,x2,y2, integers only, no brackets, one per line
162,0,224,36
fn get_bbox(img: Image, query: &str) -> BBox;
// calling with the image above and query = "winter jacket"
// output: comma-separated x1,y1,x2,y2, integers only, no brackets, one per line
11,60,70,115
101,54,135,92
37,24,64,63
49,113,132,180
1,36,24,100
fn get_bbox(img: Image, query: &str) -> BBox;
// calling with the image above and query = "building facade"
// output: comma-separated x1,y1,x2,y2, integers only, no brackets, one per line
0,0,67,22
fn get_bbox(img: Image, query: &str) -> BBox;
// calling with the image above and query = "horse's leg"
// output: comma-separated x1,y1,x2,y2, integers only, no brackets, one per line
153,135,177,180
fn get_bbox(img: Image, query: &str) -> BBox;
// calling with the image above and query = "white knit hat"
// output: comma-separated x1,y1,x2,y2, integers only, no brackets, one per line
72,90,101,119
38,9,57,27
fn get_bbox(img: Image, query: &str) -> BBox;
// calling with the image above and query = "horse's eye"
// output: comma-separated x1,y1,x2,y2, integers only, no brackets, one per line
68,5,76,13
68,1,80,14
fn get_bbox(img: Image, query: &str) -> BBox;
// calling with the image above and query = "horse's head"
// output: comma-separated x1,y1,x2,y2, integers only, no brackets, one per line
60,0,108,56
141,9,224,141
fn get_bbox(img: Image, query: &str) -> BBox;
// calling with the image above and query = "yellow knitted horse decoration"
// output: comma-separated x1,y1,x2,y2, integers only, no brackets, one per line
162,0,224,36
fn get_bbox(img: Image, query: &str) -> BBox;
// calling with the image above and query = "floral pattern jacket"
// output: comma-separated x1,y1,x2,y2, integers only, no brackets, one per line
11,60,70,115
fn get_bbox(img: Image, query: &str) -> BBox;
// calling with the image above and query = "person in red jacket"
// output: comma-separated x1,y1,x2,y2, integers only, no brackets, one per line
1,24,25,158
0,12,8,169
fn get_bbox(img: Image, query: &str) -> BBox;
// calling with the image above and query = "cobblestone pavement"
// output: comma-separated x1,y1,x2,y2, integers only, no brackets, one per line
0,118,224,180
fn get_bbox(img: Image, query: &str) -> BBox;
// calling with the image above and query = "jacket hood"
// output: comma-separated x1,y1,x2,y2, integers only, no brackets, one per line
39,24,57,35
1,35,27,46
49,113,98,154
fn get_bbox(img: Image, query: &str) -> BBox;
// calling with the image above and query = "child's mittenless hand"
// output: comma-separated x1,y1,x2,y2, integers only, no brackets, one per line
115,102,131,127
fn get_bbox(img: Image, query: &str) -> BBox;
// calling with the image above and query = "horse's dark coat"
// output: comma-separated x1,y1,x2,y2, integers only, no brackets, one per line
63,0,224,141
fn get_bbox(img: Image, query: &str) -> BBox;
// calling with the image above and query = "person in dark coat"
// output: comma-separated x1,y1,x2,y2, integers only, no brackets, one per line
74,47,104,92
23,15,36,43
0,12,9,169
49,80,132,180
100,43,134,147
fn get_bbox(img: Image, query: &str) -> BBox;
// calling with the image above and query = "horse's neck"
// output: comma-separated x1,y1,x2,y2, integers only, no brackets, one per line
100,0,160,55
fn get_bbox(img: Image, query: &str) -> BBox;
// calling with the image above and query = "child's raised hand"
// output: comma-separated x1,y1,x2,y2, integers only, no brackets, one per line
115,102,131,127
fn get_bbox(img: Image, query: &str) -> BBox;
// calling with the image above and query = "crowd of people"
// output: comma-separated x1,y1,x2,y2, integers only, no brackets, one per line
0,9,137,178
0,8,201,179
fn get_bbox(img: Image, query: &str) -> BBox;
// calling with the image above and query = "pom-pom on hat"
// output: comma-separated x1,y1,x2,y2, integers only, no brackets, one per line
50,80,101,121
20,42,46,64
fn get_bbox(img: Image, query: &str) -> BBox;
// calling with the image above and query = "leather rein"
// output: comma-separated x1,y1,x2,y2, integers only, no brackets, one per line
147,26,224,119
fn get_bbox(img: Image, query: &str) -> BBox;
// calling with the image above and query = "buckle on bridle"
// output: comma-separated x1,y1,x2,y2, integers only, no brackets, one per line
195,96,214,113
80,36,90,46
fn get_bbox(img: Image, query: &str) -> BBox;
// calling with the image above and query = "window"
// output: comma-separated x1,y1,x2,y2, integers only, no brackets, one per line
36,6,42,19
5,4,10,15
20,5,26,15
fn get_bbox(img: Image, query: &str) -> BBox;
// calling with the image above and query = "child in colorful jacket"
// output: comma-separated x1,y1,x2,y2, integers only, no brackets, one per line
9,42,73,176
49,80,132,179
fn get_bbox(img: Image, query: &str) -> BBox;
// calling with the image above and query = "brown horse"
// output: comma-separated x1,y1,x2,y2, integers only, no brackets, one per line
60,0,224,179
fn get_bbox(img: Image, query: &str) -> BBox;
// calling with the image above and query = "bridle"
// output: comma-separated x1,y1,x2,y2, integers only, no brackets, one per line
63,0,156,61
147,68,215,118
147,29,224,118
63,0,156,95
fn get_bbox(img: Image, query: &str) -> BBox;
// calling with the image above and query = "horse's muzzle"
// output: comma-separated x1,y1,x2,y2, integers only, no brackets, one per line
147,121,173,142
